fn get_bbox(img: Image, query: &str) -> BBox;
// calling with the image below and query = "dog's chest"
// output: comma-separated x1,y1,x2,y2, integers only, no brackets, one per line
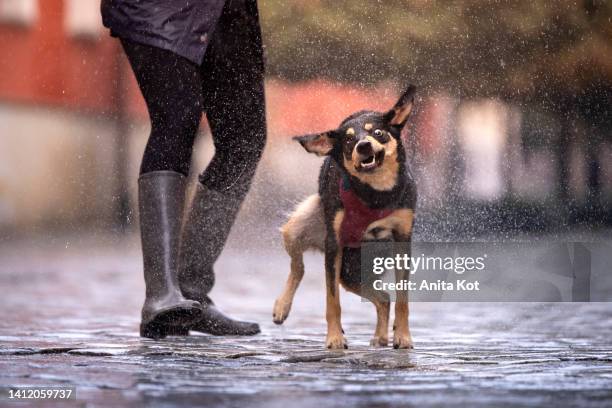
338,178,393,248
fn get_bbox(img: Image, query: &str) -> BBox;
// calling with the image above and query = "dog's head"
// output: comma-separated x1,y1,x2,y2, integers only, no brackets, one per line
294,84,416,191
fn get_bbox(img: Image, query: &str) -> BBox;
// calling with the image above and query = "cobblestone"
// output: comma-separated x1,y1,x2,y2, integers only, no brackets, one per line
0,238,611,407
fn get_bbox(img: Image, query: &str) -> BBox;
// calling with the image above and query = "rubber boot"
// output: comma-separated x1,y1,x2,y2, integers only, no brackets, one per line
139,171,203,339
179,182,260,335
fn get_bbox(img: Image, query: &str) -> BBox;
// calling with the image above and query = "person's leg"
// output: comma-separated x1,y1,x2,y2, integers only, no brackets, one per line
178,0,266,335
121,39,203,177
121,39,205,338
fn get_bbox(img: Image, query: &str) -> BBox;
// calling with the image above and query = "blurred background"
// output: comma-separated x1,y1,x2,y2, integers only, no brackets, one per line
1,4,611,403
0,0,611,245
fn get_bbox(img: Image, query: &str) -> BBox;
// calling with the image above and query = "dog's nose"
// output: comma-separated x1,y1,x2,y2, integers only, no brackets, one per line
356,141,373,155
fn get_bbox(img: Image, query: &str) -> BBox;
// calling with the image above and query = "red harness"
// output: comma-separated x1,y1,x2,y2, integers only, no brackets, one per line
339,177,393,248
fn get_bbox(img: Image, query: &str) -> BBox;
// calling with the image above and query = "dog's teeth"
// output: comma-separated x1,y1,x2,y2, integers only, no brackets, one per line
361,156,376,168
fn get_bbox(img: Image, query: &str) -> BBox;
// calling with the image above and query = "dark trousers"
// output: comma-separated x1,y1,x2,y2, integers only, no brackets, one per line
121,0,266,199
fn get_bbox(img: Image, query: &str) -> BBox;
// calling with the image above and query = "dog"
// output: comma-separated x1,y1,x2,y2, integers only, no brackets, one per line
272,84,417,349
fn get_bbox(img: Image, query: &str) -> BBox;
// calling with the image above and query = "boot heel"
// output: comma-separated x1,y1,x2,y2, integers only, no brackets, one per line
140,322,190,339
165,326,189,336
140,321,168,339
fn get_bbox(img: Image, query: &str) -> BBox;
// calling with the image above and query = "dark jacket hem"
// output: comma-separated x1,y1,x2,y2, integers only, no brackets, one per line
108,28,207,65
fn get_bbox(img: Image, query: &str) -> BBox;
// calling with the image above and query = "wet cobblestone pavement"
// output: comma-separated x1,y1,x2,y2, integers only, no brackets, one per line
1,237,612,407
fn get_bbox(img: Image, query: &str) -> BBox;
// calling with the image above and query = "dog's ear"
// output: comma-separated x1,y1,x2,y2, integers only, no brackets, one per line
293,131,338,156
384,84,416,128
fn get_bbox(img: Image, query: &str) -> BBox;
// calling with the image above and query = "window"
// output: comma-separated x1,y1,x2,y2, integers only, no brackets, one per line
0,0,37,26
65,0,102,38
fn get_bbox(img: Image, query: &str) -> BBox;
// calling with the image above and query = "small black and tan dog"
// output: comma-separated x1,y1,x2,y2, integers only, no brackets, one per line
273,85,417,349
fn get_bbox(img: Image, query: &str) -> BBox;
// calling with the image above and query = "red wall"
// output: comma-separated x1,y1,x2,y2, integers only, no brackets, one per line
0,0,131,114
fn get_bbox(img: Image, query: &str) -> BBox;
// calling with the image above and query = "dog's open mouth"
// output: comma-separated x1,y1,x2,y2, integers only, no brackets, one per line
357,151,385,172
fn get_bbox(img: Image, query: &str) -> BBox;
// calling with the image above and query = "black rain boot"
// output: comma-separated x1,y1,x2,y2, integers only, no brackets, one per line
179,182,260,336
139,171,203,339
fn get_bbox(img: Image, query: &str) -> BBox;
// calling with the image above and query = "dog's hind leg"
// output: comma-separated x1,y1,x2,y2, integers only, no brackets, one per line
273,247,305,324
370,295,390,347
355,288,390,347
273,195,324,325
355,283,390,347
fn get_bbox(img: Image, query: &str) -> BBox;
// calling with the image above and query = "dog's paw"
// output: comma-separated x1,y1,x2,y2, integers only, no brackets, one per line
272,298,291,325
369,336,388,347
326,333,348,349
393,333,414,349
363,225,394,242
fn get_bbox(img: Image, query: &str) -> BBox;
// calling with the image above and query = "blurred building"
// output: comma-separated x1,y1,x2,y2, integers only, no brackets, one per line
0,0,397,235
0,0,144,232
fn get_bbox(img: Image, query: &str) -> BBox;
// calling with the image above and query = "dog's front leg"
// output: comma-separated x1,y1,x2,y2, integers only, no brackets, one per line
325,246,345,349
325,210,346,349
366,209,415,349
392,211,414,349
393,264,413,349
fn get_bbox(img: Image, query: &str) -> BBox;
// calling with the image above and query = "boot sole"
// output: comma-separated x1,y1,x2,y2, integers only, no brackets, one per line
197,326,261,336
140,305,202,339
190,321,261,336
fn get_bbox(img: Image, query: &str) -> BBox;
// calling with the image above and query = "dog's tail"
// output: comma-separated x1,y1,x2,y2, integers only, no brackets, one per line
273,195,324,324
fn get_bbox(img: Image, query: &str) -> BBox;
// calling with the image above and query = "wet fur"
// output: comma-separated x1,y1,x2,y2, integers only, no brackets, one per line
273,85,418,349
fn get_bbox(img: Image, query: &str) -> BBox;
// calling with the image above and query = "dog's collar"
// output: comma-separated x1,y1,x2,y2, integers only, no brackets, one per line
341,172,352,191
340,170,406,207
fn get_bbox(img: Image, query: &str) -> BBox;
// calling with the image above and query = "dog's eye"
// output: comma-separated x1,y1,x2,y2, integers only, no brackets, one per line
373,129,383,136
